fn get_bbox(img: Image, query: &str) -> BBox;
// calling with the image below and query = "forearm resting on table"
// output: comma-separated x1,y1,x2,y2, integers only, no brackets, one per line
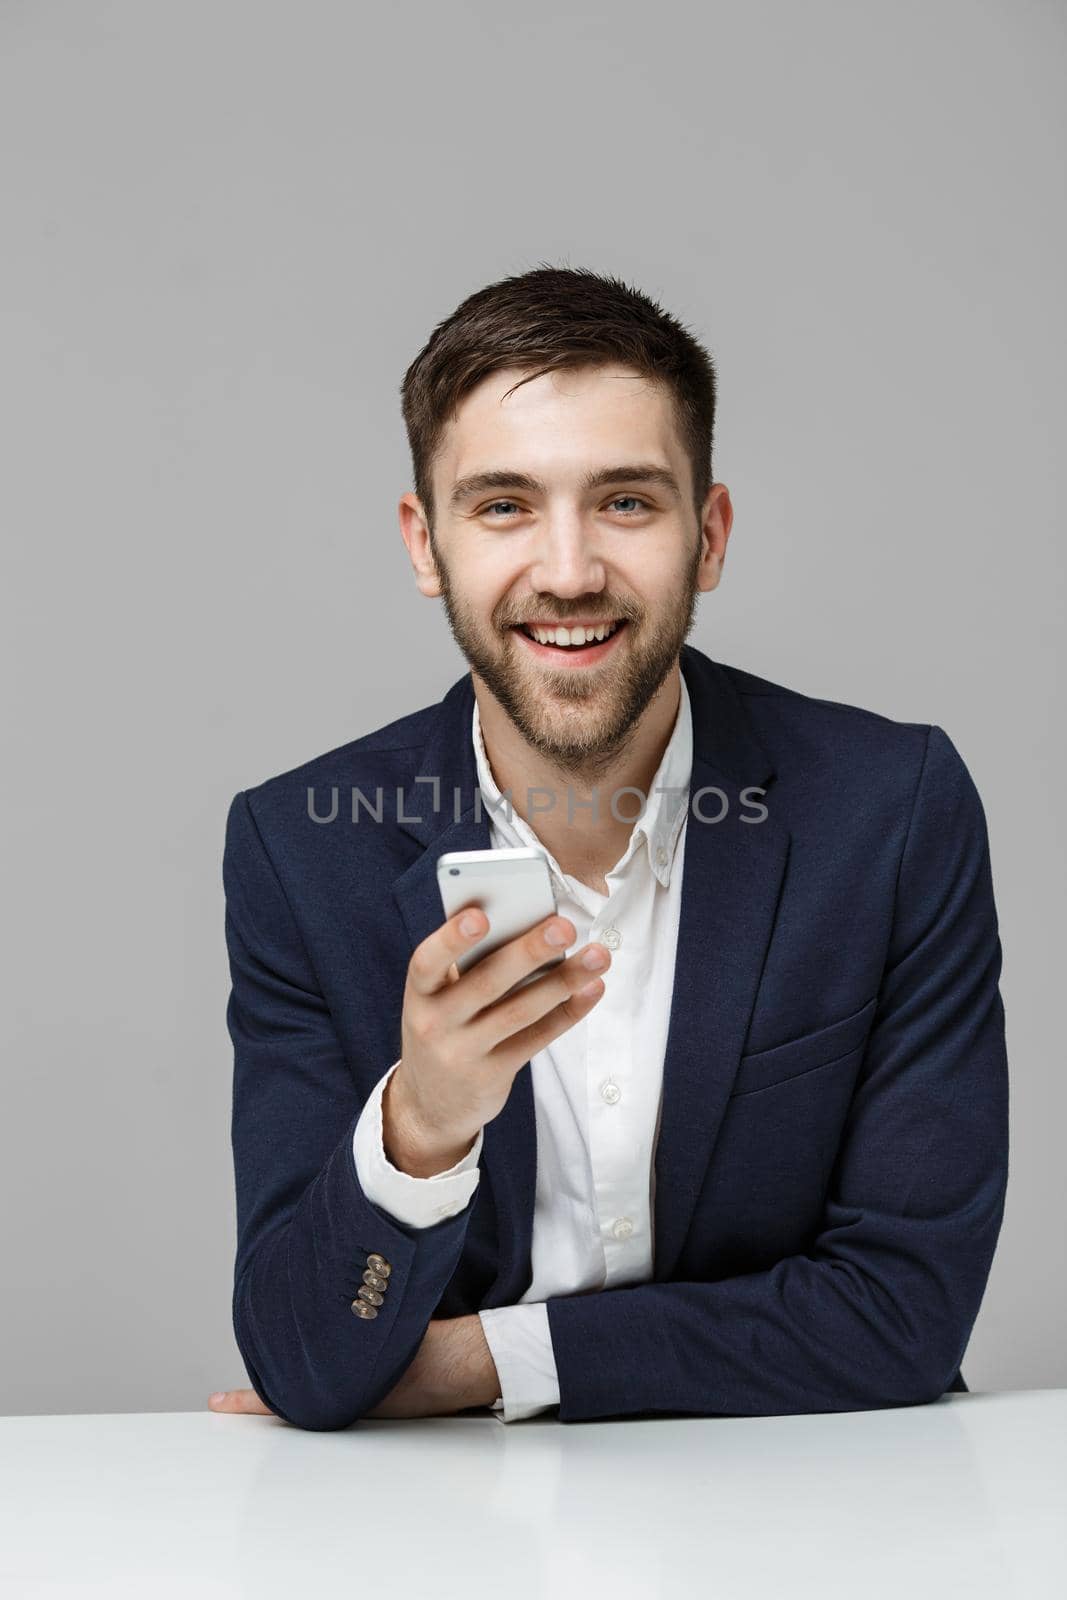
210,1313,500,1417
430,1313,501,1411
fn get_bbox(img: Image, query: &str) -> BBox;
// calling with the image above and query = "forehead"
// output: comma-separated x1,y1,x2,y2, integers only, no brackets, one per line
438,364,682,482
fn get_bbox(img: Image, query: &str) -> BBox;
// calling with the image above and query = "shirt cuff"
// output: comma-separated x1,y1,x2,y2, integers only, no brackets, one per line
478,1302,560,1422
352,1059,482,1229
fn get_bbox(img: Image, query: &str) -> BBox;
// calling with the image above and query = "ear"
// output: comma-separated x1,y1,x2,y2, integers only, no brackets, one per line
696,484,733,594
399,493,443,598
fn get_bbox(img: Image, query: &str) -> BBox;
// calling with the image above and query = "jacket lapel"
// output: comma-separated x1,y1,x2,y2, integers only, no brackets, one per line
651,751,789,1280
390,646,790,1302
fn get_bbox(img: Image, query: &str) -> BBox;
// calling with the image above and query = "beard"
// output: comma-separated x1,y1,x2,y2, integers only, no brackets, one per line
431,536,703,786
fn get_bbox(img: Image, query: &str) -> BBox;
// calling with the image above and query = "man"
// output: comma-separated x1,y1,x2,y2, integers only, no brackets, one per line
210,266,1008,1428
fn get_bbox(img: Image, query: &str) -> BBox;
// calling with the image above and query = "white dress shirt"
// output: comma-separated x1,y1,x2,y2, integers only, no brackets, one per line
352,671,693,1420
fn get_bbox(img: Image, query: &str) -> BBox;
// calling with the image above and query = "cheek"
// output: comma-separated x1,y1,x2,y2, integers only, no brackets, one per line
627,528,692,582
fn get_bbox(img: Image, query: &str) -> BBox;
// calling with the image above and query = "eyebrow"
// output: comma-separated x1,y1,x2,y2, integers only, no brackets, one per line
448,463,683,510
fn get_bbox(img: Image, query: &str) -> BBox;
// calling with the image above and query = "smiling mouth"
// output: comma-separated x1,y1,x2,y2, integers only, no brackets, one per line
513,619,624,647
510,618,629,663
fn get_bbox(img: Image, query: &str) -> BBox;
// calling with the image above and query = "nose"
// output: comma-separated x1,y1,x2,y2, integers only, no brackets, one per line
527,517,606,599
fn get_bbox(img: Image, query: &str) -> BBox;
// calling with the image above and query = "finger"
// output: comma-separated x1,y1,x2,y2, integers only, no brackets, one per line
407,906,494,998
475,942,610,1056
208,1388,273,1415
445,914,580,1025
488,972,607,1069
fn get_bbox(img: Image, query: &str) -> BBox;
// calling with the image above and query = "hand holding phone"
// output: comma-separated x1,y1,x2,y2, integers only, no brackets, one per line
381,847,612,1178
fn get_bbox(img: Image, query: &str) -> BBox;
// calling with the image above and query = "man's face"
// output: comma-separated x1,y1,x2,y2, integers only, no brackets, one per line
400,363,727,778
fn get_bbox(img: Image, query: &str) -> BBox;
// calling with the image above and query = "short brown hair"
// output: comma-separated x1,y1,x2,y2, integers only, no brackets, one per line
400,263,718,533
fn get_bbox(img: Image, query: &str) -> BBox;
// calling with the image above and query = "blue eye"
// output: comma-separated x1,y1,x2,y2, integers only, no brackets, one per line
609,496,648,515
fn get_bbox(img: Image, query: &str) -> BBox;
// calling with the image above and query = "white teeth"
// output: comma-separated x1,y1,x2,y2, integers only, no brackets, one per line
528,621,618,646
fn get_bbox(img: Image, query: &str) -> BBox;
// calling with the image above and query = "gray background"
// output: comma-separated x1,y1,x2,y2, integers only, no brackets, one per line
1,1,1063,1416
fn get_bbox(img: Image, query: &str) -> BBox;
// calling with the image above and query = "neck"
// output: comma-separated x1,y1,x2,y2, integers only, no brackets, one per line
473,666,682,881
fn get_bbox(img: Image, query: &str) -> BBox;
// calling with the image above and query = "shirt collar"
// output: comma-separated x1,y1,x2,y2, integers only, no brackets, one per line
471,670,692,889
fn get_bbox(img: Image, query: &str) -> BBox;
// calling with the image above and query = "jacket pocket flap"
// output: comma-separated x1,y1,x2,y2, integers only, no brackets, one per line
732,995,878,1096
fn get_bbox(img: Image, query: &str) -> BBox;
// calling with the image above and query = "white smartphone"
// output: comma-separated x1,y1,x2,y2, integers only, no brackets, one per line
436,846,565,992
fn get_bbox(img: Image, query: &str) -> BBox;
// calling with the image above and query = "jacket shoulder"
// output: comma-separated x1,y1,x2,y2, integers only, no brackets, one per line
712,658,961,833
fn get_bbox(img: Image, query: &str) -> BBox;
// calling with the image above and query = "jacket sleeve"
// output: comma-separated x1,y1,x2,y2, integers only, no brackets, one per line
350,1079,557,1421
353,1070,563,1422
223,789,480,1431
545,725,1010,1421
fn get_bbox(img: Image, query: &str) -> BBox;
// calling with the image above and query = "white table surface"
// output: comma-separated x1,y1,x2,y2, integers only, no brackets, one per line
0,1390,1063,1598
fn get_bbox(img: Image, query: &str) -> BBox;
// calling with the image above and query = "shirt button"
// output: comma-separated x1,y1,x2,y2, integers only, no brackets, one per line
601,926,622,950
601,1081,621,1104
612,1217,634,1240
655,846,668,867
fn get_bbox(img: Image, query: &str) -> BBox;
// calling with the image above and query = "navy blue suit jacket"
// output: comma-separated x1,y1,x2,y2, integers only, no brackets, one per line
223,644,1008,1429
